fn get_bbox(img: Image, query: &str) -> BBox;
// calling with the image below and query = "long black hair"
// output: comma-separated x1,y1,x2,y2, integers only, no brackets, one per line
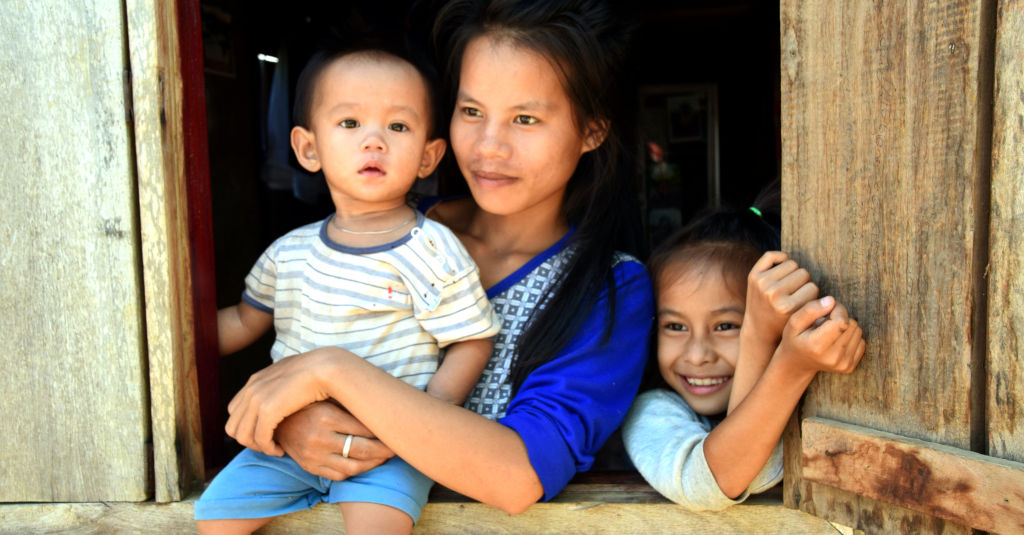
432,0,638,393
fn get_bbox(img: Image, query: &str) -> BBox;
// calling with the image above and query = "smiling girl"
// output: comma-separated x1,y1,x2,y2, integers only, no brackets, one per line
622,196,866,511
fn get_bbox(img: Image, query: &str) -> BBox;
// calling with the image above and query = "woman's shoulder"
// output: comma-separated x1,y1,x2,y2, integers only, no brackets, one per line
602,251,652,298
610,251,647,276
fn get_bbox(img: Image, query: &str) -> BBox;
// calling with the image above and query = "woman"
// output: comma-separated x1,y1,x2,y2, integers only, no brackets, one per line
224,0,653,513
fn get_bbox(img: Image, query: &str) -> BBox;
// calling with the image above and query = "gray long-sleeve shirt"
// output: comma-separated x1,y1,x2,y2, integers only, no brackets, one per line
622,388,783,511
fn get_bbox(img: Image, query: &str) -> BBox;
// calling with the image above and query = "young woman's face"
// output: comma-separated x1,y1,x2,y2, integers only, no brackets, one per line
655,261,744,416
450,35,600,219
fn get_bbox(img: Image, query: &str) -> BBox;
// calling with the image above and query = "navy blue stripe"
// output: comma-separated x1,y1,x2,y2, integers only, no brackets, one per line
242,292,273,314
486,227,574,299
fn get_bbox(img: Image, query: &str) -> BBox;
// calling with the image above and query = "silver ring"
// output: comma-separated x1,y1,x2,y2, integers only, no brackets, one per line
342,434,354,458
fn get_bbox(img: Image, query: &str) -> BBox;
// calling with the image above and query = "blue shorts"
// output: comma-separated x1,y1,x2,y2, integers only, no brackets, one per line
193,448,433,523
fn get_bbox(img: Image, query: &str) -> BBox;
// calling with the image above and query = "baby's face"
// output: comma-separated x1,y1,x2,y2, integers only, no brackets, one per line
655,263,743,416
306,55,436,212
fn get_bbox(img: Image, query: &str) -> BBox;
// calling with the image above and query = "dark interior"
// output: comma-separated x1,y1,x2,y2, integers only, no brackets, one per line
198,0,780,474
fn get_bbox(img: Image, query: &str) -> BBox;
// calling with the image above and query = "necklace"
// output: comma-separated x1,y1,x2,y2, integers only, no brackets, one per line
332,213,416,235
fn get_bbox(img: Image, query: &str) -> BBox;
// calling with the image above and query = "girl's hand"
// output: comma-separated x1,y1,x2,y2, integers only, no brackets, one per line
776,297,866,376
276,401,395,481
225,348,338,456
744,251,819,347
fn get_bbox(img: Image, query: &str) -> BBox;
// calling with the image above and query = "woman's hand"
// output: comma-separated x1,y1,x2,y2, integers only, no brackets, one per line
275,401,395,481
776,297,866,376
742,252,819,353
225,347,342,455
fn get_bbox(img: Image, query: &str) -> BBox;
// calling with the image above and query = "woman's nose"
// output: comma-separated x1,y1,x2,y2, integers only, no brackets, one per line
476,122,510,158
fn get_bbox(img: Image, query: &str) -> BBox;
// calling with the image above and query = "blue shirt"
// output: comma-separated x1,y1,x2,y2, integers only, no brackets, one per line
468,235,654,500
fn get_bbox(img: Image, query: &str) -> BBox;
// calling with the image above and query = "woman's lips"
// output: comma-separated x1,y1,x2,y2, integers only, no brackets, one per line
472,170,517,188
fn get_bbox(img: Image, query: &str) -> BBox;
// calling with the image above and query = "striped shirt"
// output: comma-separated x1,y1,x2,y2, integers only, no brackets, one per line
243,212,500,390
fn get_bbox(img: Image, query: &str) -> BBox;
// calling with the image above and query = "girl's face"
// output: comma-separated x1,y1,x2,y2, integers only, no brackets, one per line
450,35,601,219
655,261,745,416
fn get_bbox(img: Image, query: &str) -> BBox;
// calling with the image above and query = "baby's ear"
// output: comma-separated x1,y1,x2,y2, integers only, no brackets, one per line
290,126,321,172
417,138,447,178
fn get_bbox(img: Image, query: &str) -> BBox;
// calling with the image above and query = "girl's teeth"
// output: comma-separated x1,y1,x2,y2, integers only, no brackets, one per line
687,377,727,386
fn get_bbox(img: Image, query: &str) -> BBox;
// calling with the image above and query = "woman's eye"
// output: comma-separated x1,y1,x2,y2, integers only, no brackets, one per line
513,115,538,125
715,322,740,332
461,107,482,118
340,119,359,128
664,322,687,332
389,123,409,132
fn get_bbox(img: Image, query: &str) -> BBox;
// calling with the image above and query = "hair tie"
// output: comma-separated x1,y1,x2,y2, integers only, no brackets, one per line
748,206,763,218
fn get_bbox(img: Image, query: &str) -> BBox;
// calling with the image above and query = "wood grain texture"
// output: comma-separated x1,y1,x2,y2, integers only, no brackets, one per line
780,0,982,445
802,418,1024,534
125,0,205,503
779,1,989,532
0,492,841,535
0,0,149,501
988,0,1024,465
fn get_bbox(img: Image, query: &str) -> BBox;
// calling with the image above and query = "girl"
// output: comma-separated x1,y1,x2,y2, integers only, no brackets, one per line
222,0,654,516
622,198,866,511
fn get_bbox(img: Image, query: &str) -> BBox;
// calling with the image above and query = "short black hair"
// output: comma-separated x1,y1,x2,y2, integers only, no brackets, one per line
291,47,441,137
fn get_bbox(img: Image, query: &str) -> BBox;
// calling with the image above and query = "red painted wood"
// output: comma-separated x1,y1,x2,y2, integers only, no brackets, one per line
176,0,222,473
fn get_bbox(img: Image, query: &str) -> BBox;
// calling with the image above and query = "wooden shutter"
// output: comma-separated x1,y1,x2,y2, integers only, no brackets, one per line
779,1,1024,533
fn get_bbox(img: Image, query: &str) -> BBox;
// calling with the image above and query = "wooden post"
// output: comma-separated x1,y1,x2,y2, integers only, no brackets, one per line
0,0,150,501
988,0,1024,466
126,0,205,502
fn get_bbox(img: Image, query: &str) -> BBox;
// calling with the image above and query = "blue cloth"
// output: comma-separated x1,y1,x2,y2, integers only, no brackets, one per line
499,258,653,500
194,448,432,522
419,196,655,501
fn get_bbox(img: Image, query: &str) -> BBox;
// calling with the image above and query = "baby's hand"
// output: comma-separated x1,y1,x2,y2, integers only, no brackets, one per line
744,251,819,345
776,297,866,376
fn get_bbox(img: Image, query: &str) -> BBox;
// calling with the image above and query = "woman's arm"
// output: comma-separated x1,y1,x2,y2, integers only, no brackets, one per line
704,297,865,499
227,259,653,513
226,348,543,513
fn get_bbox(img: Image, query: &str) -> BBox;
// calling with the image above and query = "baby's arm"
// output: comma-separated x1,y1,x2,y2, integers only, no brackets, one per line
728,251,818,413
217,301,273,356
426,338,494,405
704,297,865,499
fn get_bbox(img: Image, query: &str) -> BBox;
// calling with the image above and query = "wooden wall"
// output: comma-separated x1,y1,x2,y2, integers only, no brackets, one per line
0,1,149,501
988,0,1024,466
781,0,1024,533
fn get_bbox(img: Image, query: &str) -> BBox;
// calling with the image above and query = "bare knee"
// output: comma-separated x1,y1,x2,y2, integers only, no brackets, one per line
338,502,413,535
196,516,274,535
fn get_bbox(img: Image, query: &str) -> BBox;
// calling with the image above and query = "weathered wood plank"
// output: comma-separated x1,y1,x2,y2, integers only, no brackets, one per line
802,417,1024,534
0,0,149,501
781,0,982,448
988,0,1024,465
0,491,842,535
779,1,989,532
125,0,205,502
